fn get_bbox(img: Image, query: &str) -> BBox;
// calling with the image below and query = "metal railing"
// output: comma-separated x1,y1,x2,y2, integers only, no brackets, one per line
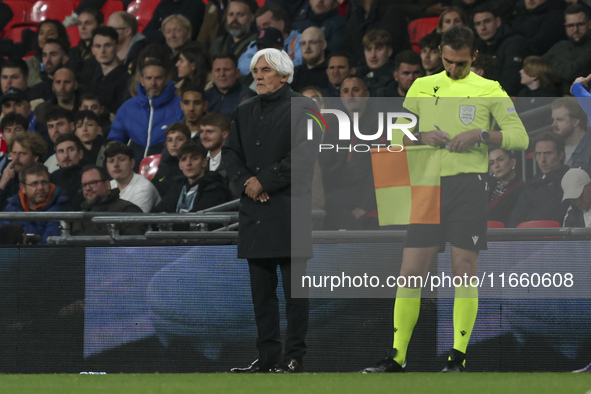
0,200,242,245
1,208,590,245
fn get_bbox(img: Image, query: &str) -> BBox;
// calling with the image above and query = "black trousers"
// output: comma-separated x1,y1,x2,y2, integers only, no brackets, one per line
247,257,309,368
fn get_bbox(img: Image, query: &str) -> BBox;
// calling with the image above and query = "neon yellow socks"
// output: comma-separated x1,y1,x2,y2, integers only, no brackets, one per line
392,286,422,365
452,285,478,354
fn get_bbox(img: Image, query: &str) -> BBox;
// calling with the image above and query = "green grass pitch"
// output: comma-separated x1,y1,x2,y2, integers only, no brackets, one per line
3,373,591,394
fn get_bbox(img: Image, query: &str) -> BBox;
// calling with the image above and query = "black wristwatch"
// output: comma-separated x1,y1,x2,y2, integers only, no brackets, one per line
480,129,490,143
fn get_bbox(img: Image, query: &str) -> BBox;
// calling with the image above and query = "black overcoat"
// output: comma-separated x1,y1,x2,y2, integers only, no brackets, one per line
224,84,320,259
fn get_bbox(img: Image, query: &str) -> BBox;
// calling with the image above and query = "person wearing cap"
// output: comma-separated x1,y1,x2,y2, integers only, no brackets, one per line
204,54,254,118
562,167,591,227
238,27,285,77
0,88,37,132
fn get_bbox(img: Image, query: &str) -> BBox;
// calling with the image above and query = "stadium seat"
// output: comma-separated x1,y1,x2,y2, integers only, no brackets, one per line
338,0,348,17
408,17,438,54
30,0,76,23
139,154,162,181
66,25,80,47
1,22,38,43
487,221,505,228
101,0,124,21
0,137,6,156
127,0,160,33
516,220,561,228
2,0,33,37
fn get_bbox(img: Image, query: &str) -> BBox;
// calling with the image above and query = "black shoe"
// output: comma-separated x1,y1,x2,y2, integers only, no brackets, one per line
274,359,304,373
230,359,273,373
362,349,405,373
441,349,466,372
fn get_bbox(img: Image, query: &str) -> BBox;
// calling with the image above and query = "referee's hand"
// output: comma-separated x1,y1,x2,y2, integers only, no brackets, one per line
423,129,451,147
448,129,480,152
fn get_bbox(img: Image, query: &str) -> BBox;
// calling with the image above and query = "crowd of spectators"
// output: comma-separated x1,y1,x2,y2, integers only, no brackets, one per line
2,0,591,241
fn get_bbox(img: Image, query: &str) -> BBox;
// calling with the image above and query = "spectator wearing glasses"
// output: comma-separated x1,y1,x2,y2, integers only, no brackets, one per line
291,27,329,93
0,162,66,244
510,0,566,56
542,4,591,94
70,165,145,236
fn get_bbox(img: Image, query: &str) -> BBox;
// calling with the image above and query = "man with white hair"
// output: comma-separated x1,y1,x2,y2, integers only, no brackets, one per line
225,48,319,373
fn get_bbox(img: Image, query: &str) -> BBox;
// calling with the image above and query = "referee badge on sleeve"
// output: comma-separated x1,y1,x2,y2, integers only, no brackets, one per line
459,105,476,126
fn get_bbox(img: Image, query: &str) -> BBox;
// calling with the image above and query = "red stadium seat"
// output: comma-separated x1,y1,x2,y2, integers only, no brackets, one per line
2,0,33,36
101,0,124,22
139,154,162,181
30,0,76,23
66,25,80,47
1,22,38,43
516,220,561,228
338,0,348,18
408,17,439,54
127,0,160,33
0,135,6,156
487,221,505,228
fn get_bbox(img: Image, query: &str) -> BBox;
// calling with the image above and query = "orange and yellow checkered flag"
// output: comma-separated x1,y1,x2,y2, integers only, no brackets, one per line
371,146,441,225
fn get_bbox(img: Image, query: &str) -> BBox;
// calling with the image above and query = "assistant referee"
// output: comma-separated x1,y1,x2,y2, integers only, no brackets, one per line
363,25,529,373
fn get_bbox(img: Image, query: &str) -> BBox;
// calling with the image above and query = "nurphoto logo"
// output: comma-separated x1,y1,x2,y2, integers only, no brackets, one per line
304,108,418,153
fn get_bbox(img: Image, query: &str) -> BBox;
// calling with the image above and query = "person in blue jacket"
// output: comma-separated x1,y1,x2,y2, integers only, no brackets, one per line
108,59,184,166
0,162,67,245
571,72,591,123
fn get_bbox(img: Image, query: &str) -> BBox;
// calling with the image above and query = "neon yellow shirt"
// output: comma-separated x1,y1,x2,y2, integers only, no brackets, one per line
394,70,529,177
